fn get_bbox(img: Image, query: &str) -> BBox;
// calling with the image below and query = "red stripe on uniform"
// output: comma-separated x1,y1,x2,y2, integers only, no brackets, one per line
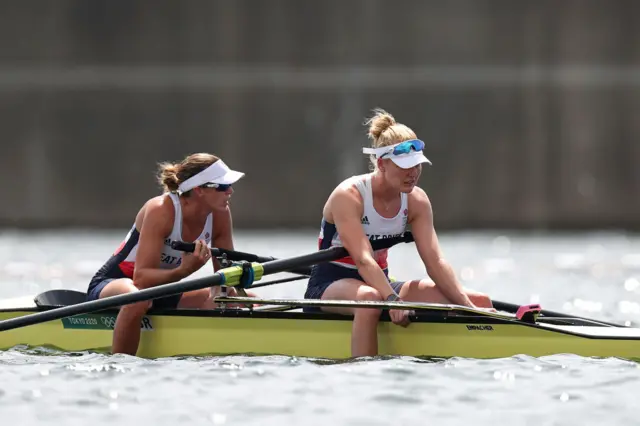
119,261,135,278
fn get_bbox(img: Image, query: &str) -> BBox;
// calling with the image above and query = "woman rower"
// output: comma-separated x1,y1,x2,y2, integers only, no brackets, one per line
304,109,494,357
86,152,256,356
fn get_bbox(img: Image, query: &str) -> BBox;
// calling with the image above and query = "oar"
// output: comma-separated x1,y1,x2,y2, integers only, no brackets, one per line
491,300,626,327
220,249,311,276
0,233,414,332
171,234,419,276
173,239,627,328
170,243,313,276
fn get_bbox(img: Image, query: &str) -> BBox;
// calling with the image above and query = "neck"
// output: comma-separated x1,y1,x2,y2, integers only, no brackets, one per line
179,196,210,225
371,171,399,203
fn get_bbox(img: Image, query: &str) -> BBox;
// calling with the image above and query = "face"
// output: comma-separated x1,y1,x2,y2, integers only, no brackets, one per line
194,184,234,211
378,159,422,193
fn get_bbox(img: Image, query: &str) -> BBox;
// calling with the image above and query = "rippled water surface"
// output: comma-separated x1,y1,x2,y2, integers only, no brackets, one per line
1,228,640,425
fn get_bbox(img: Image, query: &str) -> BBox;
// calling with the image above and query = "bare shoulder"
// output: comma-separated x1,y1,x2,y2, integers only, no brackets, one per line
324,175,365,220
408,186,430,205
338,175,370,201
135,194,174,235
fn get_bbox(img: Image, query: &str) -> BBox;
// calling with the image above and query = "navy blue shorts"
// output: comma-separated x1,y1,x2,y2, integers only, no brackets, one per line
86,276,182,310
303,263,404,313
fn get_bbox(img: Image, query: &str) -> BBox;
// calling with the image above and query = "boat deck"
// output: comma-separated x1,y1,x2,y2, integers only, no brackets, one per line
1,289,639,359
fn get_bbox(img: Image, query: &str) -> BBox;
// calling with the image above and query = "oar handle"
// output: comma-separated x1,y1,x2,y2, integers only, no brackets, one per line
170,241,196,252
170,241,271,263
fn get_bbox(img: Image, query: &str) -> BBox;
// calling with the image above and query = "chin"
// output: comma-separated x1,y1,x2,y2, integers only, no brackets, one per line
398,182,416,193
212,203,229,212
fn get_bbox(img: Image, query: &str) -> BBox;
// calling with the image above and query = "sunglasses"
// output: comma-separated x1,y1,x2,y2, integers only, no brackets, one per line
201,183,232,192
379,139,425,158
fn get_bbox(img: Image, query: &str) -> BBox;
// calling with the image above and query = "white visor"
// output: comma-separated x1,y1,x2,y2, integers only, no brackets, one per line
177,160,245,195
386,151,431,169
362,142,432,170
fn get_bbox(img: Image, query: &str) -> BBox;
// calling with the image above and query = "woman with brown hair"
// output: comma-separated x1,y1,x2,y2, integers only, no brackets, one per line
86,152,253,355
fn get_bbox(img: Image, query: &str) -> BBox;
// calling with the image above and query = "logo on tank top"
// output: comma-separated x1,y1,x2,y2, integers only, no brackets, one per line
160,252,181,266
205,232,210,242
368,233,404,241
361,216,370,225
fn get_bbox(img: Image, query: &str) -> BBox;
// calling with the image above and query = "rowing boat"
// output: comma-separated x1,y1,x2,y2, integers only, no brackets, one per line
1,234,639,360
1,288,639,360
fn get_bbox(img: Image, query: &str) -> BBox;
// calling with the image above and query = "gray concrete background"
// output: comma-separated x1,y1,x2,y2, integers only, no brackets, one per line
1,0,638,229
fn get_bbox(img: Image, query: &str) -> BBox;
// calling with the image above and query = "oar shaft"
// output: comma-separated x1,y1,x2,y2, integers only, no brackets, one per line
250,234,413,276
169,243,273,263
214,249,309,276
492,300,625,327
211,248,271,263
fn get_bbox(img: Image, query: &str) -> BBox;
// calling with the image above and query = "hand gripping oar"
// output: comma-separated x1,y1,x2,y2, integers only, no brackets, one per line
0,233,414,332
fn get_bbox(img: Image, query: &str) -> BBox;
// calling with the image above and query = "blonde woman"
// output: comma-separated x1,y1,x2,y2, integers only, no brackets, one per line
304,109,493,357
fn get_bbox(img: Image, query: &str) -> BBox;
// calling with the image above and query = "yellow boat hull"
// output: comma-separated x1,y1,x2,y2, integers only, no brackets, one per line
2,308,640,360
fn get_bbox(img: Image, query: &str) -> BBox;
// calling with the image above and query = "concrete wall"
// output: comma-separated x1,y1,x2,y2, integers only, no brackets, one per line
1,0,639,229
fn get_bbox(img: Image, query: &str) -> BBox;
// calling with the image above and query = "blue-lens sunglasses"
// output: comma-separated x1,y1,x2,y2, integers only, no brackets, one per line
379,139,425,158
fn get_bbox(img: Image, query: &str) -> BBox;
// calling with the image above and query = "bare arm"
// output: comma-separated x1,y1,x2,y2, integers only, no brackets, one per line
211,207,234,273
408,189,475,308
330,187,398,299
132,199,193,289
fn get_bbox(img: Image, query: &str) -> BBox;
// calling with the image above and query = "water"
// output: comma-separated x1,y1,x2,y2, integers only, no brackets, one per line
2,228,640,425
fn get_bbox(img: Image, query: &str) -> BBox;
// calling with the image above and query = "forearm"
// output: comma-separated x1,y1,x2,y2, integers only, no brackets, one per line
357,260,397,299
429,260,474,307
133,266,190,290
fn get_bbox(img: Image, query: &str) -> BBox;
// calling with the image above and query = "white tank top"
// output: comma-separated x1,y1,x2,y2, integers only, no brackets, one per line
112,192,213,277
319,174,408,269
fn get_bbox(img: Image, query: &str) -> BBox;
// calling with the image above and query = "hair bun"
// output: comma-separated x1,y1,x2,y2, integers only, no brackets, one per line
365,108,397,140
